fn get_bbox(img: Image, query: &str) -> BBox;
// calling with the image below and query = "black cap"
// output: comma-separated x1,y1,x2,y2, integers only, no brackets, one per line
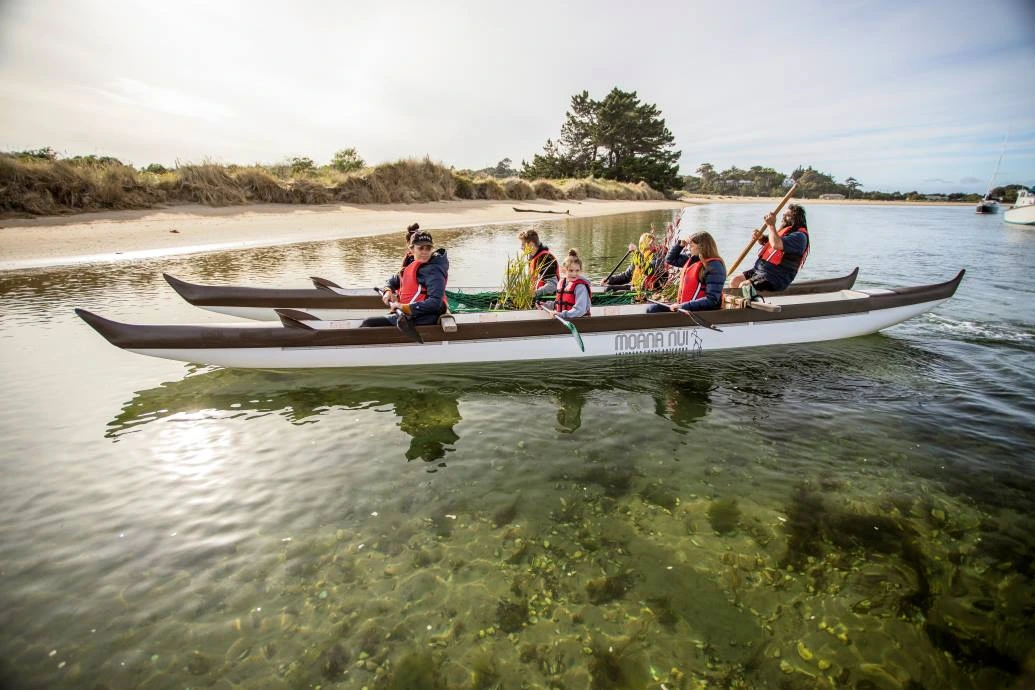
410,231,433,246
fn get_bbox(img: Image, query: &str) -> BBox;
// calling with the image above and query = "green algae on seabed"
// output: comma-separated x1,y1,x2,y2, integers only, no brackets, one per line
7,457,1034,690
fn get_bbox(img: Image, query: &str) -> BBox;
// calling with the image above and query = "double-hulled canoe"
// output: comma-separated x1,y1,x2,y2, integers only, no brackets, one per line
162,269,861,321
76,270,962,370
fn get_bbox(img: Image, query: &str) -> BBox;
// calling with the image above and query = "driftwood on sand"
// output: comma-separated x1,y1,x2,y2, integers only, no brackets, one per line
513,207,571,215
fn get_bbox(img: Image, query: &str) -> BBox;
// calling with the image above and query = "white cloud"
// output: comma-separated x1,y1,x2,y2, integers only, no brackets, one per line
1,0,1033,192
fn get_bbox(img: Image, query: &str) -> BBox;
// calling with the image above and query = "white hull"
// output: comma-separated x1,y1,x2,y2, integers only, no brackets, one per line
130,298,947,369
1004,204,1035,226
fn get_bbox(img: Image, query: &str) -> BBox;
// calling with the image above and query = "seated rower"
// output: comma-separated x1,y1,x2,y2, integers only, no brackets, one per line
517,228,559,297
361,230,449,328
647,231,726,313
600,231,669,292
544,249,591,319
730,203,809,292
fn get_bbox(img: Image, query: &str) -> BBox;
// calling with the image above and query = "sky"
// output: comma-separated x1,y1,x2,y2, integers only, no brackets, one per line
1,0,1033,194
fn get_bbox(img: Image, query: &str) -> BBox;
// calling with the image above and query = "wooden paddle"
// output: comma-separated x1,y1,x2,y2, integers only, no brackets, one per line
726,181,800,276
311,276,343,291
374,287,424,344
646,298,723,332
602,248,633,284
538,304,585,352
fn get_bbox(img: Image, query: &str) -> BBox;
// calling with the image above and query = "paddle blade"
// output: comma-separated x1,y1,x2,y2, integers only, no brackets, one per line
394,312,424,344
559,318,585,352
311,276,342,291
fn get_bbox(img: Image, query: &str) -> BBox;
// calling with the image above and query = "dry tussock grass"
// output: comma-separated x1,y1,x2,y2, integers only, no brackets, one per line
472,177,505,200
1,152,665,216
0,154,164,214
502,177,535,200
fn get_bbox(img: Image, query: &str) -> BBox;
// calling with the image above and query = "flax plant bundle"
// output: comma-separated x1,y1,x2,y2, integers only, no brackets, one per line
495,255,538,310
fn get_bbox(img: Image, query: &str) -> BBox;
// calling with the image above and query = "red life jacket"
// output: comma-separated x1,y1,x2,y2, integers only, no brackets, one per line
758,226,809,269
677,257,724,304
554,276,591,316
397,259,449,308
529,246,558,289
397,259,427,304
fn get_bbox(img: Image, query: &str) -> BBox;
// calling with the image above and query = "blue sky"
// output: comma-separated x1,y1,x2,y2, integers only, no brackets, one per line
1,0,1033,194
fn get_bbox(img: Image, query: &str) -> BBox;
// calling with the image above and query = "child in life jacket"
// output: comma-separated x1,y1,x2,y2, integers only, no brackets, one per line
546,249,592,319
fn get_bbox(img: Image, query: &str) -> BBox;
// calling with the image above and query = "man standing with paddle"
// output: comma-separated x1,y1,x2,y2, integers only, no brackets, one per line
730,204,810,293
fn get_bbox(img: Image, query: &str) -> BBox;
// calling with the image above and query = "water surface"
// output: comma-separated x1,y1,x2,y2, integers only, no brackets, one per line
0,206,1032,689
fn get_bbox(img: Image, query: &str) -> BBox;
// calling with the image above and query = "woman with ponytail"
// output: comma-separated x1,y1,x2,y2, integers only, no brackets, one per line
647,231,726,313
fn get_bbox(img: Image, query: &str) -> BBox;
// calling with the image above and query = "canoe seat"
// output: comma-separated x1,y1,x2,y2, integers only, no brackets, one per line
439,314,458,333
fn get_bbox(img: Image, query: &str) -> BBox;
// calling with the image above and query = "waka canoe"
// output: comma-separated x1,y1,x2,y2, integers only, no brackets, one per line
162,268,860,321
75,270,961,370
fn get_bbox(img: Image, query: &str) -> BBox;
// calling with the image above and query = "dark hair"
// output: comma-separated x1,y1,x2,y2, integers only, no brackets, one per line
405,222,420,242
562,247,582,272
785,204,807,229
517,229,540,245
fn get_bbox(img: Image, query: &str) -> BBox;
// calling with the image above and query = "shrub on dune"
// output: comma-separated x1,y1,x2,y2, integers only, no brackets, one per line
234,167,293,203
531,179,565,200
161,164,247,206
502,177,535,200
472,177,505,200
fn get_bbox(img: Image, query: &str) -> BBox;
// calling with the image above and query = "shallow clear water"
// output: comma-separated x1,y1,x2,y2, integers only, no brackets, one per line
0,206,1033,689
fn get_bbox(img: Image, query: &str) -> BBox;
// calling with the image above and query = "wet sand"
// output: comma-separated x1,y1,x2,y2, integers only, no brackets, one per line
0,199,686,271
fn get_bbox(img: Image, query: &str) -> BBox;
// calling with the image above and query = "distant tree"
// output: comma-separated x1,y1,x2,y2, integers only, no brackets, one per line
490,157,518,178
142,163,170,175
13,147,58,161
330,148,364,173
522,87,681,191
845,176,861,198
290,156,316,175
695,163,717,193
682,174,702,193
520,139,567,179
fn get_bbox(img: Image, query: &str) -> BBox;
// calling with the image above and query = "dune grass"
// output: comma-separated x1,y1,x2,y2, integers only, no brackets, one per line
0,151,666,216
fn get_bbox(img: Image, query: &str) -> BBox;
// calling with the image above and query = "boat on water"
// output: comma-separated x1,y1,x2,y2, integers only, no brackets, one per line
162,269,861,321
975,197,1000,215
976,138,1006,214
76,270,963,369
1004,188,1035,226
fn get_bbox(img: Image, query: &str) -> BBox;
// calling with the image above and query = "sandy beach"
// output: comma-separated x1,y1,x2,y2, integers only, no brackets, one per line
0,196,971,272
0,199,688,271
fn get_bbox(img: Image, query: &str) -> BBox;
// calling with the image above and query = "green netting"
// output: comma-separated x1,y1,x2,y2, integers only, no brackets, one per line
445,289,637,313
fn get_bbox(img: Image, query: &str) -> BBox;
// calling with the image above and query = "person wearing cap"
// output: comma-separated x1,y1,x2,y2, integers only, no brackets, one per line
361,230,449,328
730,204,809,292
517,229,559,296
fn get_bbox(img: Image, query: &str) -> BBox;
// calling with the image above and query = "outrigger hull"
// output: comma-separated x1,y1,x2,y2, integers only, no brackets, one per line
163,269,861,321
77,271,962,370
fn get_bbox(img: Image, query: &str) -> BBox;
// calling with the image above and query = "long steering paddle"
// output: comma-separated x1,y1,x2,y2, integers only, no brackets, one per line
646,298,723,332
538,304,585,352
726,180,801,275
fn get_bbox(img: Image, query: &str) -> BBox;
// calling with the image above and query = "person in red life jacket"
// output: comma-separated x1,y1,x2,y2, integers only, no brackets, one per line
517,228,559,296
600,231,670,292
647,231,726,313
543,249,591,319
730,204,809,292
398,221,420,267
361,230,449,328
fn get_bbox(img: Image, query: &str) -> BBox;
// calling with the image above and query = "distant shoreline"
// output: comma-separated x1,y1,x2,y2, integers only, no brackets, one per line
0,199,686,271
0,196,979,271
